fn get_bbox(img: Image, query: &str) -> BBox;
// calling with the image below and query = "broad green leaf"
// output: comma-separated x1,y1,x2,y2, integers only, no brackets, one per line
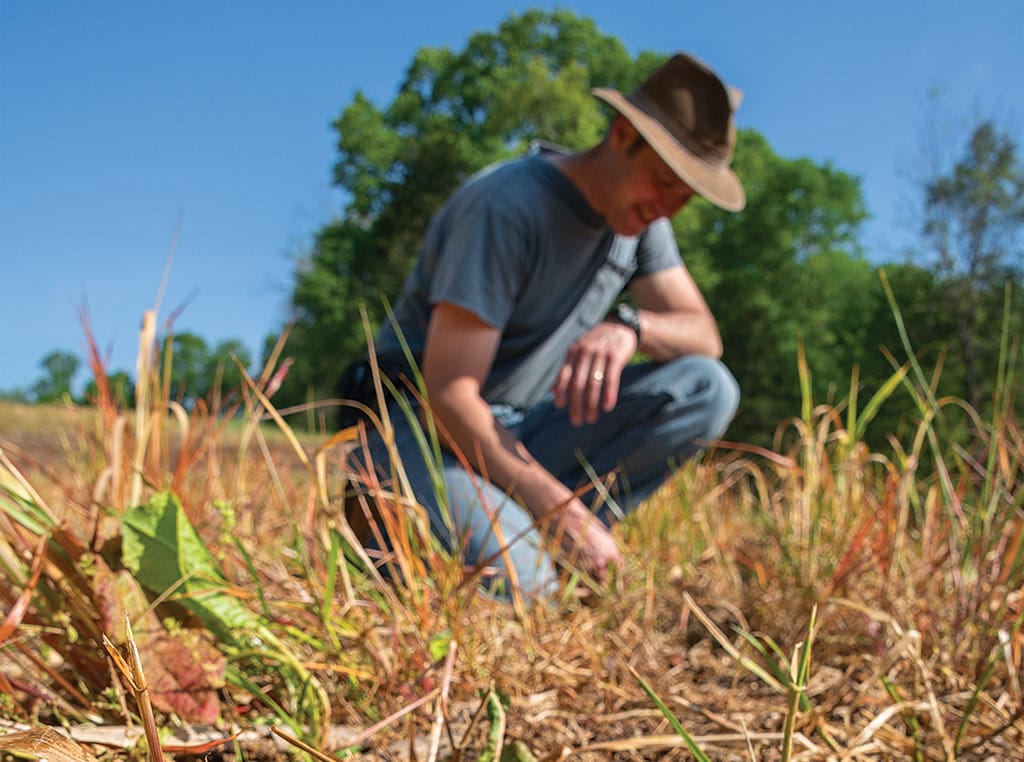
121,491,263,643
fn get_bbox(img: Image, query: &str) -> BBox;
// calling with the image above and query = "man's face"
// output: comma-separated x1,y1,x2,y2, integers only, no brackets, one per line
603,126,697,236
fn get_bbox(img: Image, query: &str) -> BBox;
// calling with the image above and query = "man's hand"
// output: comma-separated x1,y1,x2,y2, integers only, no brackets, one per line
552,501,623,584
552,320,638,426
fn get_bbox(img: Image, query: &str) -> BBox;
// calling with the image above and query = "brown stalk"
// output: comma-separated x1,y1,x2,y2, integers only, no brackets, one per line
102,612,164,762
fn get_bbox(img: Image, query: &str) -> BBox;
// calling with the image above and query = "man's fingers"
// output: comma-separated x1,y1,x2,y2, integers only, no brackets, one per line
581,362,605,424
558,505,623,583
598,358,622,413
552,360,573,408
552,323,634,424
567,355,594,425
566,355,623,425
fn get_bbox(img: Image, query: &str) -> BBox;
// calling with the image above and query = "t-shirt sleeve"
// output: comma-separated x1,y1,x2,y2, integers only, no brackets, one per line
634,217,684,277
427,197,530,331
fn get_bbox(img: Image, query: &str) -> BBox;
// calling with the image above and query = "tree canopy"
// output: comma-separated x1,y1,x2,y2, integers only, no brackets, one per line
31,351,81,404
279,10,663,404
163,332,253,408
920,121,1024,410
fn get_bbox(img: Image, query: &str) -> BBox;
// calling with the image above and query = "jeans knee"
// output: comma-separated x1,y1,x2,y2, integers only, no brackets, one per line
445,469,559,600
662,356,740,442
699,358,740,438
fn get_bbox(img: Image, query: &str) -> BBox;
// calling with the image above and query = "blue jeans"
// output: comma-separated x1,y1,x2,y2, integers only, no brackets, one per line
355,356,739,598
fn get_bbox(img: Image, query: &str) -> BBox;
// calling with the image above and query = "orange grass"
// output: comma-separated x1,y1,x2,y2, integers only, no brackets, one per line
0,303,1021,760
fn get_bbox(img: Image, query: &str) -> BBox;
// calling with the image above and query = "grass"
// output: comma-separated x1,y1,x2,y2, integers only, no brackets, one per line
0,303,1022,760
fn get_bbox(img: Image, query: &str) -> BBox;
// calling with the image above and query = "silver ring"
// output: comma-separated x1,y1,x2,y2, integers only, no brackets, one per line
591,370,605,383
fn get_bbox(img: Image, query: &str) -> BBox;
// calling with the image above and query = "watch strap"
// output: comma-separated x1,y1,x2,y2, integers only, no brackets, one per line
609,303,642,343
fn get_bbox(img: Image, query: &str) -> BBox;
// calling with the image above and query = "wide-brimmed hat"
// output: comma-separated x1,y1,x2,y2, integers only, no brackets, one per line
592,53,745,212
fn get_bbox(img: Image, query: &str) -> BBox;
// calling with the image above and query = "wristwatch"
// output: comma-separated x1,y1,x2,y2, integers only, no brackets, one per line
608,303,642,344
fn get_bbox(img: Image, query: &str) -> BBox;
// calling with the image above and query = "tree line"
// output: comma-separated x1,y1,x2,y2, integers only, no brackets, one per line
4,334,253,411
8,10,1021,450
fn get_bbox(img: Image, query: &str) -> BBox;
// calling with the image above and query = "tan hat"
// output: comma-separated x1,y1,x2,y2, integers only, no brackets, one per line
592,53,746,212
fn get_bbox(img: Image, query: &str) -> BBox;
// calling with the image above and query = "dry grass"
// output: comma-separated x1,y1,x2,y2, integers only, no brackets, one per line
1,313,1022,761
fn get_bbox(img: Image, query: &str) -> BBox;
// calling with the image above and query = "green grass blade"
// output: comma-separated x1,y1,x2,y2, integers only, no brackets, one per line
851,363,910,443
684,593,786,693
631,667,712,762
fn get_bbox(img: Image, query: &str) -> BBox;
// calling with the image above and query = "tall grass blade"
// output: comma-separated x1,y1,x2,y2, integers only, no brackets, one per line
797,341,813,425
630,667,712,762
781,606,816,762
683,593,786,693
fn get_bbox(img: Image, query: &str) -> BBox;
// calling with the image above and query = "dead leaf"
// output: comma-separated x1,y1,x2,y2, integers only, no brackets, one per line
0,727,100,762
93,559,226,723
143,628,226,723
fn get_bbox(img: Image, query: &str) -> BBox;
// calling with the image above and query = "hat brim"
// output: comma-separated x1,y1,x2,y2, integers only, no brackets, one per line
592,87,746,212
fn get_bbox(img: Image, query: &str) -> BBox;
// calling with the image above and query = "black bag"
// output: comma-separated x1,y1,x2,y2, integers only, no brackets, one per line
334,357,412,430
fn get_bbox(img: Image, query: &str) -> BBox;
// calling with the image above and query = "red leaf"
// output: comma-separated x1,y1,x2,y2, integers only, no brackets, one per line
0,535,46,644
141,628,226,724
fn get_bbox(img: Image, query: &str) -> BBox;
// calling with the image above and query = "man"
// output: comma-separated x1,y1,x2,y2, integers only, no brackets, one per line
349,52,744,598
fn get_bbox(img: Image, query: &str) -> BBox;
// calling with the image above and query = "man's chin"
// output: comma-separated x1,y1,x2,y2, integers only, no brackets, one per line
611,217,648,237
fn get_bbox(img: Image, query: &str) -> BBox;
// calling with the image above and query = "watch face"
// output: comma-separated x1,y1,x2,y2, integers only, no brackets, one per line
615,304,641,336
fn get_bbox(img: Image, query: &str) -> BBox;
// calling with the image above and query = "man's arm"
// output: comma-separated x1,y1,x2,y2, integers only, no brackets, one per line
629,263,722,360
552,263,722,426
420,302,623,582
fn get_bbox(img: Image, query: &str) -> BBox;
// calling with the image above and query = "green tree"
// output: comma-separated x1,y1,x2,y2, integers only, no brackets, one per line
162,333,253,407
282,9,660,406
205,339,252,401
921,120,1024,409
677,131,868,444
83,370,136,409
164,332,210,405
31,350,81,404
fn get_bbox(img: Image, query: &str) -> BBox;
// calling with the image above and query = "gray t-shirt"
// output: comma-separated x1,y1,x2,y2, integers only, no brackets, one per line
374,152,683,408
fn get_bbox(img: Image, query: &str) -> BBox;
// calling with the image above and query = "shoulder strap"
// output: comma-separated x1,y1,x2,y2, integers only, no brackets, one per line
484,237,638,409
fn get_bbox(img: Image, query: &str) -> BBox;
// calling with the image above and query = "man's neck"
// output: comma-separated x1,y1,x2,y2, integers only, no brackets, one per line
544,149,606,219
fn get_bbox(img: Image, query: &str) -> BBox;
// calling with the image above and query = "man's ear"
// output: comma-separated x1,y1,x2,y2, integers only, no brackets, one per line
608,114,639,149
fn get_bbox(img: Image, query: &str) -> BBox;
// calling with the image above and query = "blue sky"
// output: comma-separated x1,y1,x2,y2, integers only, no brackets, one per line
1,1,1021,394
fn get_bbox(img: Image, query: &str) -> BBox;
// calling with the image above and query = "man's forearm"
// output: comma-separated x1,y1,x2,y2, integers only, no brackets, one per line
627,265,724,361
635,307,722,361
425,387,576,522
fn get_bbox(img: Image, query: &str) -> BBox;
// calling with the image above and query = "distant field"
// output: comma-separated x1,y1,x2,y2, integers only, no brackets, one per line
1,401,105,507
1,400,98,455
